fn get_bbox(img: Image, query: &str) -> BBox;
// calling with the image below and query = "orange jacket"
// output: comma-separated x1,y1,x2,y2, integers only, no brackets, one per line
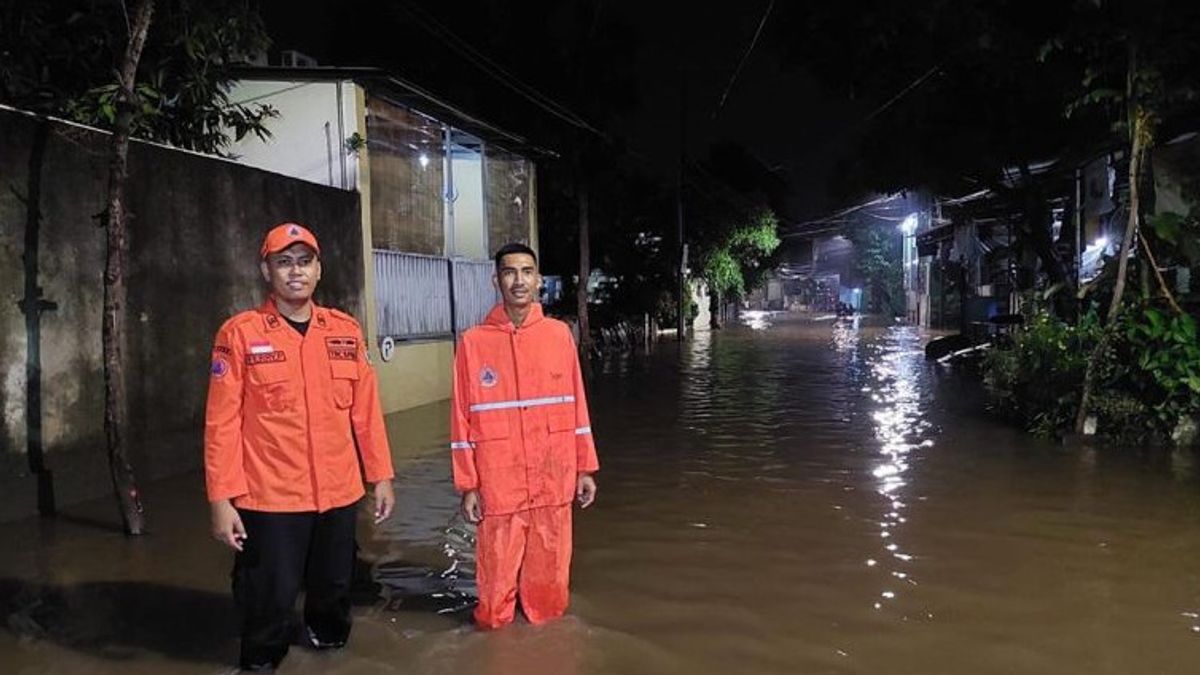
204,298,394,512
451,303,599,516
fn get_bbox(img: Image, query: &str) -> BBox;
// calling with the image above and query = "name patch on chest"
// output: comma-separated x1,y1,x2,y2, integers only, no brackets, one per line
246,351,287,366
326,336,358,361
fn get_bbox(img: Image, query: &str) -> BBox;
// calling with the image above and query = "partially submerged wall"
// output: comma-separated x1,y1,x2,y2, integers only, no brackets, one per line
0,108,363,521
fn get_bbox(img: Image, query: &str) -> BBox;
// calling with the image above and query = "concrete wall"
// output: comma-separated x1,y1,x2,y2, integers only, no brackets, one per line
0,108,363,521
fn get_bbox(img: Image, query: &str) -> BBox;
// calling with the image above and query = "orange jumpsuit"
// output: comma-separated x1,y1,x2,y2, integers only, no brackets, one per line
205,298,394,511
451,303,599,629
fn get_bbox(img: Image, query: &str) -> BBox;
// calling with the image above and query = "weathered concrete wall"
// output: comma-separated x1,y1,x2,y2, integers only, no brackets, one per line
0,108,363,521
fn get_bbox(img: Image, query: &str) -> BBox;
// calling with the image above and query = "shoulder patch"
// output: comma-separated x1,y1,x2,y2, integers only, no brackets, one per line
215,310,259,341
327,308,361,326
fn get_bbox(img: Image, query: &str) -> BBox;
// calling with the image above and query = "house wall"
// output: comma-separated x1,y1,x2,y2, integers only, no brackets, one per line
226,79,361,190
225,81,539,417
451,154,487,260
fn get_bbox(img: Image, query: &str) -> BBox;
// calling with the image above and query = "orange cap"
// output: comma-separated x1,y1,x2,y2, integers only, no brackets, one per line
260,223,320,259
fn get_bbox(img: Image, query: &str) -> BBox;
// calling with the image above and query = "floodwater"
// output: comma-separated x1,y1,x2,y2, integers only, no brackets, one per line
3,314,1200,674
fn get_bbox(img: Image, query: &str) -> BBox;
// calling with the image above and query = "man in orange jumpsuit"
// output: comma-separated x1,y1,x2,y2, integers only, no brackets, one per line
205,223,395,670
451,242,599,629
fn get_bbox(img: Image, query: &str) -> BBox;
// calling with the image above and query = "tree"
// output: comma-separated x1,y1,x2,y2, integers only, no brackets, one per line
2,0,276,533
1051,0,1200,432
102,0,156,536
1,0,276,155
843,217,904,316
699,207,781,322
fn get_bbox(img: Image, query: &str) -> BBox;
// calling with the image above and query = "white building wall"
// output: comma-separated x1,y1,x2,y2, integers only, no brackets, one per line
226,79,361,190
450,155,486,260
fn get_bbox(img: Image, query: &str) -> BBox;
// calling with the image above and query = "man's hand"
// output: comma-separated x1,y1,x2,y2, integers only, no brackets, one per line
576,473,597,509
211,499,247,552
461,489,483,524
373,479,395,524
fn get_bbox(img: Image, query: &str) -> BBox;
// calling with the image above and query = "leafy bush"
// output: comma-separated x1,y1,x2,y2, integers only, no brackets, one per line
983,302,1200,441
1114,307,1200,432
983,309,1103,436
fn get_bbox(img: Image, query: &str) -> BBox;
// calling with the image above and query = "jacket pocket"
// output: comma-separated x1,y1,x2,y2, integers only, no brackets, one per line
329,360,358,409
471,413,510,442
547,409,575,434
246,362,295,413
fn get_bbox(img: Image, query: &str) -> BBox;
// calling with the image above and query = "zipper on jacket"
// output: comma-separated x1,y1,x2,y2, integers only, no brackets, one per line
509,329,533,508
300,326,320,511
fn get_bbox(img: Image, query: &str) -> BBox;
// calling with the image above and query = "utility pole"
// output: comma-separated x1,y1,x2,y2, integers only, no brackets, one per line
676,69,688,342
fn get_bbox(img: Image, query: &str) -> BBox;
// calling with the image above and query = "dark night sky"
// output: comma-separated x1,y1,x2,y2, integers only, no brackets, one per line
259,1,868,223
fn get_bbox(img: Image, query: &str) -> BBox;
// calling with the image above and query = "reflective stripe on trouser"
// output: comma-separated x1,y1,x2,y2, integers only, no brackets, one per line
474,504,573,629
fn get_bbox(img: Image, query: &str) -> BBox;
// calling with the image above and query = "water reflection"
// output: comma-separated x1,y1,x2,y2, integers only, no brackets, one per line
739,310,775,330
836,323,935,614
6,316,1200,673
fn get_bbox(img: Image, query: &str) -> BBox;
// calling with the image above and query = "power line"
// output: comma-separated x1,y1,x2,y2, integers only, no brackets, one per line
786,192,906,228
712,0,776,120
861,65,940,123
394,1,608,139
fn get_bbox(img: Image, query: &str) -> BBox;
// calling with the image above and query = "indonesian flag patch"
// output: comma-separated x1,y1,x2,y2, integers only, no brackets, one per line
248,340,273,355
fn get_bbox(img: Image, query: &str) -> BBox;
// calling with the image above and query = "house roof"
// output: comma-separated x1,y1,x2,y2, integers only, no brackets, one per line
233,65,556,158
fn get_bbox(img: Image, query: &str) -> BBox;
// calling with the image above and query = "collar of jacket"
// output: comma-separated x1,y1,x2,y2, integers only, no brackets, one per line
483,302,545,332
258,296,331,332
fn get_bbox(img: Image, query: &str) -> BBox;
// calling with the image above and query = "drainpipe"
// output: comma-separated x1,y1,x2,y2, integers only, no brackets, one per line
324,121,334,187
444,125,456,258
336,81,348,189
19,121,57,516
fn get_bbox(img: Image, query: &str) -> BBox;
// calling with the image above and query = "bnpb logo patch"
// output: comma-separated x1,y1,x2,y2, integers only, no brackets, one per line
480,366,498,388
211,357,229,378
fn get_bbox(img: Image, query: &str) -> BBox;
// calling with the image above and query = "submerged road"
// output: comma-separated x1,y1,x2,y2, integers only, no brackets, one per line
2,314,1199,673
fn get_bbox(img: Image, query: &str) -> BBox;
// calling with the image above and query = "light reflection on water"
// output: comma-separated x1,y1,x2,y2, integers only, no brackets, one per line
5,315,1200,674
251,318,1200,672
841,324,933,614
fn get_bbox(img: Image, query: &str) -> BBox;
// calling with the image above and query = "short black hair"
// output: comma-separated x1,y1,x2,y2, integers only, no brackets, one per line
493,242,538,270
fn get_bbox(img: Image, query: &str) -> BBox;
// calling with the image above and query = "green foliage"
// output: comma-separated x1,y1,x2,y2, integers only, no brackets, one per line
704,249,743,296
983,308,1104,437
1148,210,1200,271
1117,307,1200,429
843,217,904,315
984,302,1200,440
0,0,277,155
1045,0,1200,137
700,207,781,299
345,132,367,154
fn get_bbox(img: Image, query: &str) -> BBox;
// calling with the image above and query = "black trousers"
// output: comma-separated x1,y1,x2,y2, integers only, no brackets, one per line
232,503,357,669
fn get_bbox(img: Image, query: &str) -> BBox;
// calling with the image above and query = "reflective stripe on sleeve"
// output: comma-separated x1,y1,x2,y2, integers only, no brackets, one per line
575,426,592,436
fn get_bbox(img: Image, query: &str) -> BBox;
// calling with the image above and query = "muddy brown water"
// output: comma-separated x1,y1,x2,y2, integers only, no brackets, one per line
2,315,1199,674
